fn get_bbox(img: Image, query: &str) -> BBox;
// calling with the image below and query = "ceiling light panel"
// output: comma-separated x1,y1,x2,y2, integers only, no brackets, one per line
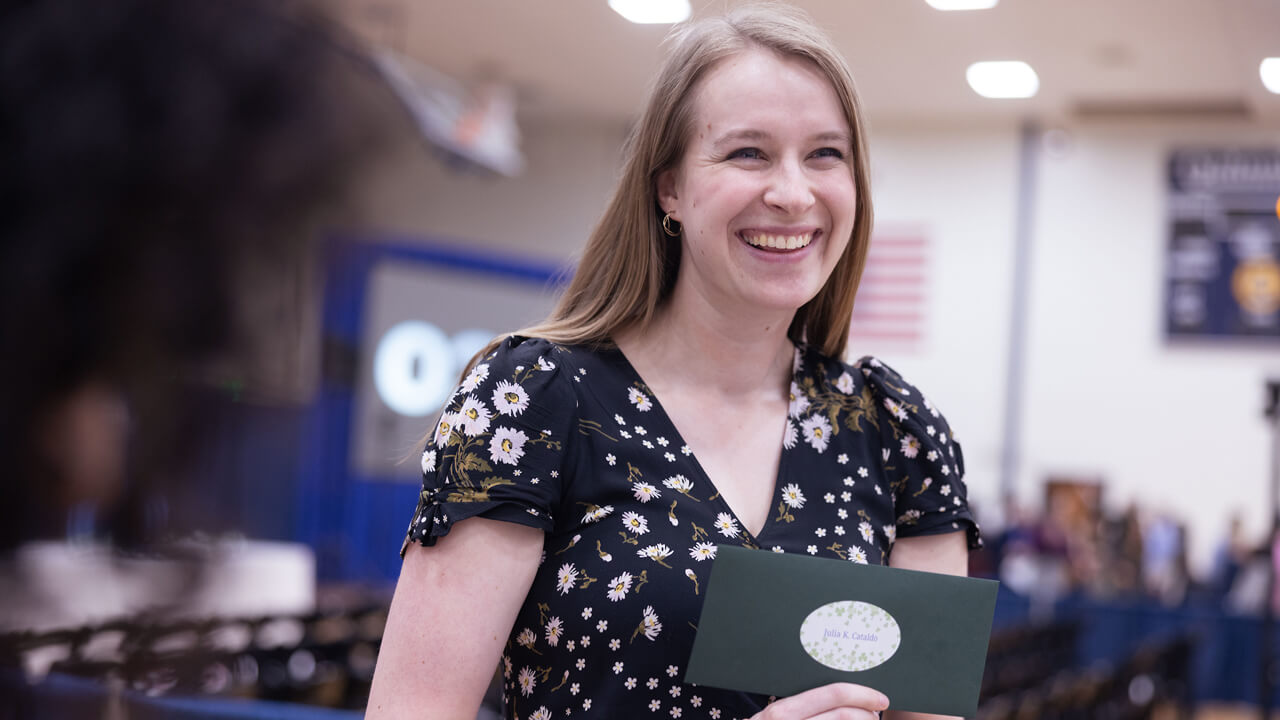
1262,58,1280,94
966,61,1040,99
609,0,691,24
925,0,998,9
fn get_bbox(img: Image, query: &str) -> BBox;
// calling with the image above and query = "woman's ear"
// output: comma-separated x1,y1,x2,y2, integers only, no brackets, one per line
656,168,680,220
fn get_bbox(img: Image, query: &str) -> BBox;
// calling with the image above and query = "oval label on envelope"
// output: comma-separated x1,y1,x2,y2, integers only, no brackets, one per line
799,601,901,672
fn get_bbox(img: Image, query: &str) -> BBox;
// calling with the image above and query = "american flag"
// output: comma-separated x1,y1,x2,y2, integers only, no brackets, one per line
850,232,928,351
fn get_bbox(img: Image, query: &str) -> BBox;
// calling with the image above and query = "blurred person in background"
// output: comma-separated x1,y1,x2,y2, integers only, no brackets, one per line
0,0,379,629
370,4,979,720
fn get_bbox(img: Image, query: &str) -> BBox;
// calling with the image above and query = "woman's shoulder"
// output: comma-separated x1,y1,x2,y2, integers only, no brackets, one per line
795,347,950,431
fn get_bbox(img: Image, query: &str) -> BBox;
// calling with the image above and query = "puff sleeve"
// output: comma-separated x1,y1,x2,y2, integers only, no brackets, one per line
402,336,576,554
858,357,982,550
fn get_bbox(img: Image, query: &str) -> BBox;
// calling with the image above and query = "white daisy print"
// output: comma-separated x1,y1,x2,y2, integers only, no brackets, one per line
461,363,489,392
780,483,806,509
788,382,810,418
713,512,740,538
883,524,897,543
941,484,952,496
614,662,625,674
858,466,869,478
610,639,621,650
837,453,849,465
815,527,827,538
597,620,608,632
689,542,717,561
607,572,633,602
433,412,457,448
625,677,637,689
649,700,662,712
606,453,617,466
859,521,875,543
455,395,493,437
621,511,649,535
637,544,674,563
518,666,536,696
836,371,854,394
420,449,436,474
884,398,908,421
633,483,661,503
667,665,680,677
837,508,848,520
639,606,662,641
530,708,550,720
834,525,845,536
662,475,694,495
824,493,836,503
517,628,537,649
536,356,555,371
807,545,818,555
557,563,578,595
489,426,528,465
801,415,832,453
581,504,614,524
782,419,798,449
628,387,653,412
901,434,921,459
545,616,563,646
492,380,529,416
647,678,659,689
850,546,869,564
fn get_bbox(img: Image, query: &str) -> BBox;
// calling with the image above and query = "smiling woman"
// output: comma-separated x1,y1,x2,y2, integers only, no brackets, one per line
368,4,979,720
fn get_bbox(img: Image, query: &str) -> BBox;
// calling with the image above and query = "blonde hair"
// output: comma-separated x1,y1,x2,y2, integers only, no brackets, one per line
506,2,872,359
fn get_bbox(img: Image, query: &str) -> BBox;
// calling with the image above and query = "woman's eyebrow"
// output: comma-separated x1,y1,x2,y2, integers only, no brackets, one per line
709,129,851,150
710,129,769,150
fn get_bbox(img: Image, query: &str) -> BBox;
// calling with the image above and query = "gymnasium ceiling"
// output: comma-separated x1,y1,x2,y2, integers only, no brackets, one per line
333,0,1280,126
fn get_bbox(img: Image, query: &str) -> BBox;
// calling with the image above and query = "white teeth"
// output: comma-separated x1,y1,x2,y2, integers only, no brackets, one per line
745,232,813,250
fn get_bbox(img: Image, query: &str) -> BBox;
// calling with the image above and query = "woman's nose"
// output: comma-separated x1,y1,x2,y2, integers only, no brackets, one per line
762,160,815,214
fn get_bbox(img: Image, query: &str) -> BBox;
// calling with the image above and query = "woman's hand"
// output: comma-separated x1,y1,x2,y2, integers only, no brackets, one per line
750,683,890,720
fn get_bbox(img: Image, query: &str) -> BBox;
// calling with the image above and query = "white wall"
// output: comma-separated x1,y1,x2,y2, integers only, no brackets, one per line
356,114,1280,573
1020,121,1280,573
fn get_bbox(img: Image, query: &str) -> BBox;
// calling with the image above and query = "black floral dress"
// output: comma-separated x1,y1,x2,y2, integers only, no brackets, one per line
403,336,981,720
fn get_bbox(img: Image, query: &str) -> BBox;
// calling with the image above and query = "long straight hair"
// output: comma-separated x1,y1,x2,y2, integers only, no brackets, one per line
485,2,873,362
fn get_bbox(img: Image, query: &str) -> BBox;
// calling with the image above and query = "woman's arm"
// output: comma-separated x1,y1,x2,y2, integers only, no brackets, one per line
366,517,544,720
884,531,970,720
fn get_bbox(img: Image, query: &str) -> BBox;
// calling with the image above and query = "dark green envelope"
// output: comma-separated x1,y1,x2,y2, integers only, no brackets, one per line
684,545,998,717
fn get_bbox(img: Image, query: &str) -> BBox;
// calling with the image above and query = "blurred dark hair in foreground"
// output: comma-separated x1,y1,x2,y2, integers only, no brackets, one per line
0,0,384,552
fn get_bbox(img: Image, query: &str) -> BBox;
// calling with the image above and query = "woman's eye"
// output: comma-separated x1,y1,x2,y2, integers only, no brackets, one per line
812,147,845,160
727,147,763,161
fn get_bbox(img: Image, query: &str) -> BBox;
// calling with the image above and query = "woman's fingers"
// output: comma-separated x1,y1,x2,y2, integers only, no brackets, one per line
750,683,890,720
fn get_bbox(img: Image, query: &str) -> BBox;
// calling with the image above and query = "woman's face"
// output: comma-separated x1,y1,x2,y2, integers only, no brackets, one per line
658,47,857,321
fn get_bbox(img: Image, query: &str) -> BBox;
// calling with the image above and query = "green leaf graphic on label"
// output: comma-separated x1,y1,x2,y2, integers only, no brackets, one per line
799,601,901,672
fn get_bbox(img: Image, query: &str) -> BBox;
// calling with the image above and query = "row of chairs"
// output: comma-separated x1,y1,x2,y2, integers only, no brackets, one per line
978,633,1194,720
0,607,387,710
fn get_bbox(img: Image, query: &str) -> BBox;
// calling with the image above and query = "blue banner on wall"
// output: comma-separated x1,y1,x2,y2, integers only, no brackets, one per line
1164,149,1280,340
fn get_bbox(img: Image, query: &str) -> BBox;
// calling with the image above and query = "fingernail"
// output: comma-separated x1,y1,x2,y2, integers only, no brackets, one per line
878,694,890,710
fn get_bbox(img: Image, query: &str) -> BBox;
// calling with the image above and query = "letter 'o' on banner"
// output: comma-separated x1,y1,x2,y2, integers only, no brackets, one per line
374,321,455,417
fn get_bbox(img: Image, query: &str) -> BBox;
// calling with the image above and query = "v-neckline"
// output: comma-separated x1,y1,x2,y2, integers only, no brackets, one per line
603,343,797,545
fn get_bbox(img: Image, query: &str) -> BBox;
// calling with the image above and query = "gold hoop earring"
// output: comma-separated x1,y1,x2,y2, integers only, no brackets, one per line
661,213,681,237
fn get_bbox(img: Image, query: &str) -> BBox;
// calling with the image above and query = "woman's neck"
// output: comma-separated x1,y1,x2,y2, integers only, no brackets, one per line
613,290,796,402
